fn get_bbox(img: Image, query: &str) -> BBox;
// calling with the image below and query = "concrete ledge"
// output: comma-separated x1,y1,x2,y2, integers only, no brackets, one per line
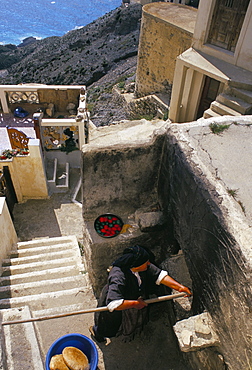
173,312,220,352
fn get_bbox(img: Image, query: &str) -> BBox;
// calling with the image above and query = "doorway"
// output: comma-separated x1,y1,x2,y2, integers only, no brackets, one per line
0,166,18,219
197,76,220,119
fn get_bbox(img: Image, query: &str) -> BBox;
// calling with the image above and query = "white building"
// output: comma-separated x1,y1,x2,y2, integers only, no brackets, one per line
169,0,252,123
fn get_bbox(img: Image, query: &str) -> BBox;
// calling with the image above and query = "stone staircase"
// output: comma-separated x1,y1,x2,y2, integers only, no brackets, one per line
203,82,252,119
0,235,96,370
46,157,70,194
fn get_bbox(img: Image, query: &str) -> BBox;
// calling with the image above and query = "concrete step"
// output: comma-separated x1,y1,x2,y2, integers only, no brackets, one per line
1,256,78,276
16,235,77,250
0,286,92,310
0,306,44,370
33,302,91,318
0,275,87,298
46,158,69,193
56,162,69,188
231,87,252,104
3,248,74,266
46,157,57,183
210,101,241,116
203,108,222,119
216,93,252,115
0,265,80,285
0,235,92,369
228,79,252,92
9,241,76,258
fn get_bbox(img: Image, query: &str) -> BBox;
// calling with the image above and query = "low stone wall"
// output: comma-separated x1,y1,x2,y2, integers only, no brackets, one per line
113,86,170,120
81,120,175,294
158,124,252,370
0,198,17,275
82,120,167,220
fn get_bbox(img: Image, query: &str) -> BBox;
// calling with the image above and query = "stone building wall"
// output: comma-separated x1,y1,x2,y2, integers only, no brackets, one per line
158,126,252,370
38,89,80,113
81,120,171,293
135,3,196,97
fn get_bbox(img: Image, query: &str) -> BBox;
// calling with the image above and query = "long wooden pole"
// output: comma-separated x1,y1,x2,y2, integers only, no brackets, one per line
1,292,186,326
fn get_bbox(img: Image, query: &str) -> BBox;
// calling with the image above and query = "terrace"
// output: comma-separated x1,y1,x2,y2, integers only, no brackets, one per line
0,84,90,151
0,84,91,214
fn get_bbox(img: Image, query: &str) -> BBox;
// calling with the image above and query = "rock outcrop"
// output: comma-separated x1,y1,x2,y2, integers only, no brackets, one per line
0,4,142,87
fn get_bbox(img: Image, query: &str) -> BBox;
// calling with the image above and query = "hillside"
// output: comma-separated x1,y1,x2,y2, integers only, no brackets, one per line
0,3,142,126
0,3,141,86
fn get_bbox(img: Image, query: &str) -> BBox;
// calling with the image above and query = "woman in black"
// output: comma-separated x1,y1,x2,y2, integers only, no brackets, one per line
90,245,191,342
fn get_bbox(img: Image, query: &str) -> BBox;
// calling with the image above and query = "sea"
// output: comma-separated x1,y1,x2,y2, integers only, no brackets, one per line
1,0,122,46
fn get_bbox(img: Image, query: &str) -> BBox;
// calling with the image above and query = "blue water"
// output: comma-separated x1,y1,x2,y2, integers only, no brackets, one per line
0,0,122,45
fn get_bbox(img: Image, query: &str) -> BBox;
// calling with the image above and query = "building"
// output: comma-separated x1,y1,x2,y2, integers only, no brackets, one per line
135,2,197,97
169,0,252,122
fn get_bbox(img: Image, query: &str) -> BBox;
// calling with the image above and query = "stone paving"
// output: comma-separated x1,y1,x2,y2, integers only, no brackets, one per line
13,168,83,242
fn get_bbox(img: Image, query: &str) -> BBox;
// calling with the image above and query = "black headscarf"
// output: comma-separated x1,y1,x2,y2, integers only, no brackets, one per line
112,245,150,269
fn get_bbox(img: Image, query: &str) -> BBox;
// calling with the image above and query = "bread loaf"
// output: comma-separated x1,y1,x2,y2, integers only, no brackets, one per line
49,354,70,370
62,346,89,370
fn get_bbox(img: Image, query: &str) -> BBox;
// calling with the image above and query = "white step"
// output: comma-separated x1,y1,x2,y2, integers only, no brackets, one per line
33,302,91,318
216,93,252,114
0,287,92,310
203,108,222,119
0,235,92,369
0,265,80,285
16,235,77,249
1,256,79,276
1,306,44,370
210,101,241,116
3,248,74,266
0,275,87,298
231,87,252,104
9,241,76,258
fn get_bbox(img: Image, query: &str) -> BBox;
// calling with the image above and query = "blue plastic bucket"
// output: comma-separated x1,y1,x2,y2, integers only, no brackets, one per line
45,333,98,370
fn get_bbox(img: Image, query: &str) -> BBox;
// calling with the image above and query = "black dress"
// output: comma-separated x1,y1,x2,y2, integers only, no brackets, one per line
94,263,162,339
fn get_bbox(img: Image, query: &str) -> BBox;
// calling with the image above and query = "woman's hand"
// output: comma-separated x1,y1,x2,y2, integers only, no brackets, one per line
177,285,192,297
116,298,148,310
161,275,192,297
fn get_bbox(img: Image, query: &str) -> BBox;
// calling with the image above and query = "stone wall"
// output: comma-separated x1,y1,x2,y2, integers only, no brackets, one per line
158,127,252,370
0,198,18,276
81,120,175,294
38,89,79,113
135,3,196,97
82,126,165,220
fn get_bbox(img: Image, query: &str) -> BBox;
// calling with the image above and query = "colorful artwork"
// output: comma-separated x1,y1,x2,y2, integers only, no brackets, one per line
42,126,79,152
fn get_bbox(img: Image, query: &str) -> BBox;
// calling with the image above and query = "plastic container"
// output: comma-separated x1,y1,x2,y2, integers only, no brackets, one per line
45,333,98,370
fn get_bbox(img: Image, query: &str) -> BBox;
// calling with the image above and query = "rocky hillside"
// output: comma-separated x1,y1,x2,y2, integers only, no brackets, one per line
0,3,142,126
0,3,142,87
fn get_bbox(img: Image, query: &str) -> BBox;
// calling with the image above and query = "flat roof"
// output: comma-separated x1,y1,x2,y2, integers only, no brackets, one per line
143,3,197,34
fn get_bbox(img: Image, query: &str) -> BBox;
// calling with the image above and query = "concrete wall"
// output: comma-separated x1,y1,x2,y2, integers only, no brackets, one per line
0,198,18,275
158,125,252,370
81,120,174,293
0,139,48,202
135,3,196,97
82,121,167,220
